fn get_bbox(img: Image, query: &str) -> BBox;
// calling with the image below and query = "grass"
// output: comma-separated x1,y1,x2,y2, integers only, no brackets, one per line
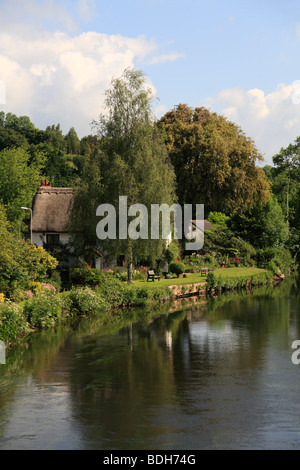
131,272,207,288
132,267,268,289
206,266,272,292
213,267,267,278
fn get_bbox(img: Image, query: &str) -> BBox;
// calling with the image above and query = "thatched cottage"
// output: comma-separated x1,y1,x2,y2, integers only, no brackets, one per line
31,182,73,247
31,181,103,269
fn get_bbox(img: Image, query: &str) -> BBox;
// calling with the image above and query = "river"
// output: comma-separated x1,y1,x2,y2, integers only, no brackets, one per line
0,279,299,450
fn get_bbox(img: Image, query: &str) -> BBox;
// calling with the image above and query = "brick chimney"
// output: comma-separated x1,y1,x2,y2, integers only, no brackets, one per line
40,180,51,187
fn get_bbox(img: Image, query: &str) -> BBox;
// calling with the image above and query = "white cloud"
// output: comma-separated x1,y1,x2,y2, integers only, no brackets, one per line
206,82,300,165
0,0,184,137
149,52,185,64
0,26,162,136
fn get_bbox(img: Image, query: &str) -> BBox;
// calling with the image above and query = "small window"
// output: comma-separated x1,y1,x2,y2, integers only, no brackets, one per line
46,233,60,246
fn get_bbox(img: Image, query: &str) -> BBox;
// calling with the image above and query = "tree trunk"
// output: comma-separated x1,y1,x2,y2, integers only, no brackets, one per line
127,259,133,283
127,241,133,283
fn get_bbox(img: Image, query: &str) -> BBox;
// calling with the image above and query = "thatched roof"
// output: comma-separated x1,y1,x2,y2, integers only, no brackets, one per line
191,220,213,232
32,186,74,233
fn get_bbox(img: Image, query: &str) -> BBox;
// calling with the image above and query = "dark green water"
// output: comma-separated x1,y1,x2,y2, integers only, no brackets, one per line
0,279,300,450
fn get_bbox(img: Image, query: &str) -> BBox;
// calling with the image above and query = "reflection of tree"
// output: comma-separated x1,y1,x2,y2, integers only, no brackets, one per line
68,311,188,449
0,278,299,449
169,278,300,443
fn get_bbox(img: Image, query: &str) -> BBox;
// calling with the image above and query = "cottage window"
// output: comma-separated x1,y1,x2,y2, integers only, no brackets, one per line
46,233,60,246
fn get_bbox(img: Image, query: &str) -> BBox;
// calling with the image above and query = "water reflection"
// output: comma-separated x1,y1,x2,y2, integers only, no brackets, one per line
0,278,300,449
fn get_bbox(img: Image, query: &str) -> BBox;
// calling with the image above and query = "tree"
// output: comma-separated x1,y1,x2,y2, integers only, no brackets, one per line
229,196,289,249
0,147,43,230
65,127,80,154
272,138,300,223
157,104,271,216
0,204,58,295
72,68,176,281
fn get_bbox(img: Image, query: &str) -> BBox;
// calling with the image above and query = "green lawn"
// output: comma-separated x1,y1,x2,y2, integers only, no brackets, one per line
131,272,207,288
213,267,267,278
131,267,268,289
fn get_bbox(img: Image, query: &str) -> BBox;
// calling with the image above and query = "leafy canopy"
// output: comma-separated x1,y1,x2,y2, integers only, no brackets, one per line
72,68,176,277
157,104,271,216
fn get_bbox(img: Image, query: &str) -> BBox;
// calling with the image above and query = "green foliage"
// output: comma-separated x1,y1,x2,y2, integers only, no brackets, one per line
169,261,186,277
207,212,229,226
229,197,289,249
70,267,106,286
0,147,42,227
73,68,177,279
255,247,295,275
157,103,271,216
165,241,180,263
23,292,64,329
0,301,28,342
65,127,80,154
68,286,109,314
0,205,58,297
96,278,135,307
206,268,273,292
17,244,59,282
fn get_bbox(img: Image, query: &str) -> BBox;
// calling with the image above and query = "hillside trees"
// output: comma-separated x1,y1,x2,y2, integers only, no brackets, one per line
0,147,44,230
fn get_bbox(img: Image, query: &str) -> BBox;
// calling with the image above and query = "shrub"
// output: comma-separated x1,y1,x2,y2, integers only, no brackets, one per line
23,292,64,329
206,271,218,290
165,242,180,263
49,270,62,292
70,267,106,286
0,301,28,342
256,247,295,275
40,283,56,294
169,261,186,278
203,255,214,264
96,278,136,307
10,288,34,303
68,286,109,314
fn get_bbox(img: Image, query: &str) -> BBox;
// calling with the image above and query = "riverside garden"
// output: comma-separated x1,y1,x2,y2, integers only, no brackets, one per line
0,68,299,348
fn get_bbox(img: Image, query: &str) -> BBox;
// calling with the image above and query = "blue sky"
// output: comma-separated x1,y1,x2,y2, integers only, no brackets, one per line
1,0,300,164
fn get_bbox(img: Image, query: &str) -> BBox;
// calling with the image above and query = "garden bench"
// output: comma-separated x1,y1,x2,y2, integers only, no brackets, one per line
147,270,161,282
201,268,209,276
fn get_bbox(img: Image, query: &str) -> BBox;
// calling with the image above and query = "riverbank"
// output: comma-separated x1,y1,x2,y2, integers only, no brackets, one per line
0,267,275,346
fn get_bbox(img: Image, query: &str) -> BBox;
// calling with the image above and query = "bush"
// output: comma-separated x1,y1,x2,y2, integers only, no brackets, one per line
169,261,186,278
96,278,131,307
23,293,64,329
9,288,34,303
256,247,295,275
70,267,106,286
49,270,62,292
0,301,28,342
68,286,109,314
165,242,180,263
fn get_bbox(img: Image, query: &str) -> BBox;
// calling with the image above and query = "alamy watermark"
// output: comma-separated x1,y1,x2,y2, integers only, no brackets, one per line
0,81,6,105
0,340,6,364
291,340,300,365
96,197,204,251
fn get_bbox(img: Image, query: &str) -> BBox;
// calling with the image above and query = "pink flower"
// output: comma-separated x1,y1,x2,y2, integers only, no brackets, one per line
40,283,56,293
24,290,34,299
